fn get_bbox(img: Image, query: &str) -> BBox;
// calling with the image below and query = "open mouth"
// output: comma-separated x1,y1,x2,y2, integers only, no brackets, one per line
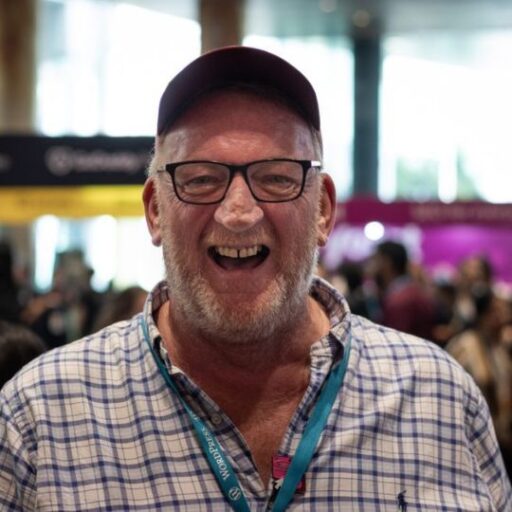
208,244,270,270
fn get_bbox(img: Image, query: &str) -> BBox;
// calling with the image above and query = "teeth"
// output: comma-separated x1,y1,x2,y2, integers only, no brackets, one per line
216,245,261,259
219,247,238,258
240,246,259,258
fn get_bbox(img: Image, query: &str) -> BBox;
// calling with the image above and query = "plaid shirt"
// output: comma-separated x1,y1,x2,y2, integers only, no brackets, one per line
1,278,511,511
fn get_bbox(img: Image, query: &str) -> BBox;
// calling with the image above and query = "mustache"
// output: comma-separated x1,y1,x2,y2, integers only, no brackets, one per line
203,226,272,247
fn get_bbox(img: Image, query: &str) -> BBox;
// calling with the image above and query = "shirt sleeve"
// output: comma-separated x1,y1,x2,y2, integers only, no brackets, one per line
464,375,512,511
0,384,37,511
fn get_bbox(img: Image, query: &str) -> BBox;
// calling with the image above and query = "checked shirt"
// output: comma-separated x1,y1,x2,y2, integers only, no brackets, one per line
1,278,511,511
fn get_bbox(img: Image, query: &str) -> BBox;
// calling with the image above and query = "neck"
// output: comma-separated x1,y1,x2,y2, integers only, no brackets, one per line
155,295,330,401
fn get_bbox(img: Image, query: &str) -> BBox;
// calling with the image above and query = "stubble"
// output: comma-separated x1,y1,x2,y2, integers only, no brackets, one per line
160,210,319,346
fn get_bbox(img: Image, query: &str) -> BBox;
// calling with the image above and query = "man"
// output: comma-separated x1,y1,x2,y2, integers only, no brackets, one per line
0,47,510,511
373,240,435,339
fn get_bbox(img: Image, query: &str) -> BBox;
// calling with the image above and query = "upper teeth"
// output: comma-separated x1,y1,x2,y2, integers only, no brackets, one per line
216,245,262,259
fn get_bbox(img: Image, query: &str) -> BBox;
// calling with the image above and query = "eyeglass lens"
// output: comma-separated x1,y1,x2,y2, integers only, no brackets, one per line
173,161,304,203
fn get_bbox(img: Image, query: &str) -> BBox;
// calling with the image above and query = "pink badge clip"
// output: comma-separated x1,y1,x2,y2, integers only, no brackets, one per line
271,454,306,494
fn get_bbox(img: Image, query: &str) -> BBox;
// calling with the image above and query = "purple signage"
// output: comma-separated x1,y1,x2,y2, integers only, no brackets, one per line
324,199,512,284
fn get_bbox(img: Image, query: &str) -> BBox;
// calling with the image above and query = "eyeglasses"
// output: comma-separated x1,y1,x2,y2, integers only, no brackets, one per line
156,158,322,205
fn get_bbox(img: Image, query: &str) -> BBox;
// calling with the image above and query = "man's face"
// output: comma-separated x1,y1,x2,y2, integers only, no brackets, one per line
144,90,335,344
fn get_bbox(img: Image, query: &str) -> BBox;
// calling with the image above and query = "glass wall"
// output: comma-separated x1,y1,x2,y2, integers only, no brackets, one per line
37,0,200,136
32,216,163,292
380,31,512,203
31,0,201,292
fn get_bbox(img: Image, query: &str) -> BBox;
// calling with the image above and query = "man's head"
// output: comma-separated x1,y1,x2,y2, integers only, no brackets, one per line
143,47,336,345
458,255,493,290
155,46,321,138
374,240,409,289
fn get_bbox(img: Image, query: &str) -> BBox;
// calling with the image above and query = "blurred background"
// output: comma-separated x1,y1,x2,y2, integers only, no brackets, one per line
1,0,512,472
1,0,511,294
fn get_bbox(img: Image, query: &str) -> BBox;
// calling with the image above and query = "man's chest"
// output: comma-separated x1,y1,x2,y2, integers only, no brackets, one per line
31,416,492,512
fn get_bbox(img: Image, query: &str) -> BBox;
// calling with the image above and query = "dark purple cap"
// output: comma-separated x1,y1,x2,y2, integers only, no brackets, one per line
157,46,320,135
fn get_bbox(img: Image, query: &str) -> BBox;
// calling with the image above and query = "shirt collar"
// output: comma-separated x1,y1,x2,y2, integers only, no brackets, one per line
142,277,352,368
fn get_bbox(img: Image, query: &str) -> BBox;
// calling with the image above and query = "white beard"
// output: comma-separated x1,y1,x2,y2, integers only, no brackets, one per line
160,222,319,346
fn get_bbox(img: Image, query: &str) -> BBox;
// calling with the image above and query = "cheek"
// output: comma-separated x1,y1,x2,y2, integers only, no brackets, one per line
268,201,319,250
160,199,215,250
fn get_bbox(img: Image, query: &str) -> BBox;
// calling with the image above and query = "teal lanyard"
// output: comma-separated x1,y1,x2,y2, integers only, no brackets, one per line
141,317,351,512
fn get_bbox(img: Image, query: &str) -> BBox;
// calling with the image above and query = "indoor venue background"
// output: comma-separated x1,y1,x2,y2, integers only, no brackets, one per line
0,0,511,294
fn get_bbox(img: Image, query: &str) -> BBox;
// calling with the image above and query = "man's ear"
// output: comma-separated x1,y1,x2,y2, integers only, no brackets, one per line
316,174,337,247
142,177,162,246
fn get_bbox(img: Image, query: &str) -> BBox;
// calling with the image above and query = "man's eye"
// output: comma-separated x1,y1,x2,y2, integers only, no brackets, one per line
259,174,297,185
184,175,222,187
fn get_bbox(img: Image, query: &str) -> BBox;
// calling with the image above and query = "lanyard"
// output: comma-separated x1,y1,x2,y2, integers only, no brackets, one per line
141,317,351,512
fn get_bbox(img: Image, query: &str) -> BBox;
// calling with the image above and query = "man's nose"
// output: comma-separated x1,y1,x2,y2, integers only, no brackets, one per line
214,174,264,232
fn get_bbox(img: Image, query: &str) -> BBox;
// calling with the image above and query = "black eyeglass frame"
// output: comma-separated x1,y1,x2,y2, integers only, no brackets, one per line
156,158,322,205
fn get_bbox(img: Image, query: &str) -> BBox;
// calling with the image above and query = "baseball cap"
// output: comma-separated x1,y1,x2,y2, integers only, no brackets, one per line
157,46,320,135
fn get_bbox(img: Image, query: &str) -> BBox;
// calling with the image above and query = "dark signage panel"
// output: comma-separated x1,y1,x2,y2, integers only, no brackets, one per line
0,135,153,186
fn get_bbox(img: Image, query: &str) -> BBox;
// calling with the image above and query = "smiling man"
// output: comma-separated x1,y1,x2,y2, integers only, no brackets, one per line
1,47,511,511
145,87,331,350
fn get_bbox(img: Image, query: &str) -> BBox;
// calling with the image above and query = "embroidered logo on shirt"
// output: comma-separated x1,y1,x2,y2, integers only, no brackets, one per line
397,490,407,511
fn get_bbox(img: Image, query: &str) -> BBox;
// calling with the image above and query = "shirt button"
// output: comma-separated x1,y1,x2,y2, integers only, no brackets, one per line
211,414,223,426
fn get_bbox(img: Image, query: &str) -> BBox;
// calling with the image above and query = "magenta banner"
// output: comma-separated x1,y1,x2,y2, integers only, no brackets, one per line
324,199,512,284
337,198,512,227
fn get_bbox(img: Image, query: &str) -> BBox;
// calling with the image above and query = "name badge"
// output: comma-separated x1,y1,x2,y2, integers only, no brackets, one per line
271,455,306,494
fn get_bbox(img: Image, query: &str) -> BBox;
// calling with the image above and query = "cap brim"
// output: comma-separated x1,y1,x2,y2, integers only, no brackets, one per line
157,46,320,135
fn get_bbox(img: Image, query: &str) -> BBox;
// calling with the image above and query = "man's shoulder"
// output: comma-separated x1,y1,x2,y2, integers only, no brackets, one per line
352,312,441,349
349,314,473,389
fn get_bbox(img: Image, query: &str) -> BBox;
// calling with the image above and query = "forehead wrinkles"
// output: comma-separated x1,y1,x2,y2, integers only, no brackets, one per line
157,91,315,162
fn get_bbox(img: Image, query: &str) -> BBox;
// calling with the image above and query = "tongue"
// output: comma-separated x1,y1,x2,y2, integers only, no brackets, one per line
216,254,263,270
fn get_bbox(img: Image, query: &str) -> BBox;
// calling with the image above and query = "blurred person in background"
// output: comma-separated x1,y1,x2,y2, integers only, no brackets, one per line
455,254,494,327
446,285,512,477
499,311,512,479
0,240,23,324
501,320,512,356
22,250,103,348
93,285,148,331
328,260,373,319
431,280,460,347
372,240,436,339
0,320,47,389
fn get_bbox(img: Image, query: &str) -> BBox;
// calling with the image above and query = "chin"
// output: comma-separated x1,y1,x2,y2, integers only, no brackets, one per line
170,270,311,346
162,227,318,345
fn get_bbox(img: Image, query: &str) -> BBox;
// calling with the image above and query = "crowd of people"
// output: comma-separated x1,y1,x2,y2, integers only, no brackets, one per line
323,243,512,477
0,242,148,386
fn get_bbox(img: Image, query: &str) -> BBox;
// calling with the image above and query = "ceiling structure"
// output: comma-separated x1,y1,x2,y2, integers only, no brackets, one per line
244,0,512,37
117,0,512,37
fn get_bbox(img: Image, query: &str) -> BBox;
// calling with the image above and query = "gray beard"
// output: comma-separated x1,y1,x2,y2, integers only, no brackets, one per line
161,237,318,346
